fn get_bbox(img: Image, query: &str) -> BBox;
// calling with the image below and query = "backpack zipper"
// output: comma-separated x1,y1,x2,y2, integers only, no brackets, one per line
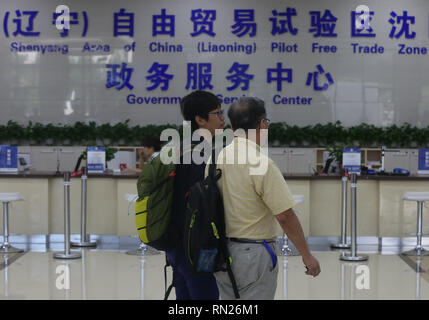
190,213,196,228
187,211,197,266
211,222,220,239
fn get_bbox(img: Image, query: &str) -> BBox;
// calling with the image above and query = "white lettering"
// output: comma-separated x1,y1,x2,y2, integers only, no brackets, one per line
355,265,370,290
55,265,70,290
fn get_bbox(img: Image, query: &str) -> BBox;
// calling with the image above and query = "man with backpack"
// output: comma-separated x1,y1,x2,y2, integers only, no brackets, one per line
211,97,321,299
165,90,225,300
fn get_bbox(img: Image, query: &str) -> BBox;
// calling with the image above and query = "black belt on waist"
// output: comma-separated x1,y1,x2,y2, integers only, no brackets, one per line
228,237,278,269
228,237,276,244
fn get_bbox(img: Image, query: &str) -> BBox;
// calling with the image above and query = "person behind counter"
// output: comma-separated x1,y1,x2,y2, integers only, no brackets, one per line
121,137,162,173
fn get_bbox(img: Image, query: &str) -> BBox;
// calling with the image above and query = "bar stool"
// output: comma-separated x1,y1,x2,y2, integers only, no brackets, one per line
125,194,159,256
0,193,24,254
402,192,429,256
280,195,304,256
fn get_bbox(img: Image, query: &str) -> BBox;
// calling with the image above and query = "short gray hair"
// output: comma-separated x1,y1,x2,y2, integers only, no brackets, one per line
227,97,266,131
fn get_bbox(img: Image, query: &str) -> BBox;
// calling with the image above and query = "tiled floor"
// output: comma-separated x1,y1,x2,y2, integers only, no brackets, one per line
0,244,429,300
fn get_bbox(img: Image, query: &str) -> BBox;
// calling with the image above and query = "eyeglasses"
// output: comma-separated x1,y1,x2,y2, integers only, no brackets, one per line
208,109,225,118
260,118,271,125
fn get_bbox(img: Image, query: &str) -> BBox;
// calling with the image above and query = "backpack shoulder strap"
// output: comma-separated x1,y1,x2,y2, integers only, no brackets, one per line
209,145,223,182
219,247,240,299
209,145,217,178
225,260,240,299
164,255,174,300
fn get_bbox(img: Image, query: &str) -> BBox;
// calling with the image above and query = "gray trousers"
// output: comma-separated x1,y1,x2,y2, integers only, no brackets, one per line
215,240,278,300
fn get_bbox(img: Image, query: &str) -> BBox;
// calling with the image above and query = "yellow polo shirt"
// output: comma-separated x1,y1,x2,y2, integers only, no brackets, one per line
206,136,296,239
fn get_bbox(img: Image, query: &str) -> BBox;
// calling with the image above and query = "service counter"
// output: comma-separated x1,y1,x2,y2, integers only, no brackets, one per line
0,171,428,240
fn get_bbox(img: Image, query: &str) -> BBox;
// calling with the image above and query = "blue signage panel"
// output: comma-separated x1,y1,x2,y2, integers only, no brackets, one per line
0,145,18,172
342,148,361,174
87,146,106,173
418,148,429,174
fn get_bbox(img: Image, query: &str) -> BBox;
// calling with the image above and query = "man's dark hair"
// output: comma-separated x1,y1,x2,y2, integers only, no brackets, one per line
142,136,162,152
228,97,266,131
180,91,220,131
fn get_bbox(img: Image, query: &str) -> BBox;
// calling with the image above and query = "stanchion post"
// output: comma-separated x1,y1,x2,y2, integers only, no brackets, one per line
54,172,81,259
331,174,351,249
280,233,292,255
340,262,346,300
126,240,160,256
340,173,368,262
81,249,87,300
140,256,146,300
416,256,422,300
71,167,97,247
350,264,356,300
350,174,358,256
283,257,288,300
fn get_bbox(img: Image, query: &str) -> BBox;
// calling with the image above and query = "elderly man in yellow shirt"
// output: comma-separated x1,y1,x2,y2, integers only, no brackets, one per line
210,97,321,300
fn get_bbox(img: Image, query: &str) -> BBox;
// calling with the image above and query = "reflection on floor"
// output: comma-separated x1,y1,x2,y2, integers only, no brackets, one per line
0,244,428,300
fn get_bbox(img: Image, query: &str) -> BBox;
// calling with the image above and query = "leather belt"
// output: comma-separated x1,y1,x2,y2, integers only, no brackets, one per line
228,237,276,244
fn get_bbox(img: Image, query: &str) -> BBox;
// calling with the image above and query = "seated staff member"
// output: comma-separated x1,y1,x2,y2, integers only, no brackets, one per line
121,137,161,173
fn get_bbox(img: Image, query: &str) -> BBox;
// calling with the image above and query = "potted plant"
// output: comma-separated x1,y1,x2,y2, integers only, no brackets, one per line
326,144,346,171
6,120,25,145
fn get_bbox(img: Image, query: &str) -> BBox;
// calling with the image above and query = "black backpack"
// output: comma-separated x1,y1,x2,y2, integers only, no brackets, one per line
182,153,240,299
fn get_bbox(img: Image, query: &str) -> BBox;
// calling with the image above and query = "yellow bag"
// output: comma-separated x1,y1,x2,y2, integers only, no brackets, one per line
135,196,149,243
135,150,176,250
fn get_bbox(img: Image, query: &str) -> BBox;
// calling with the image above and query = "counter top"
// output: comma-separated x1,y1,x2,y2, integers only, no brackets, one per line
283,174,429,181
0,170,139,179
1,171,429,180
283,174,429,180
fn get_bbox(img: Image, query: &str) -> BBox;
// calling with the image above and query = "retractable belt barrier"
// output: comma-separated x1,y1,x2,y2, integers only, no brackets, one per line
340,173,369,262
331,171,351,250
53,172,81,259
71,167,97,248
